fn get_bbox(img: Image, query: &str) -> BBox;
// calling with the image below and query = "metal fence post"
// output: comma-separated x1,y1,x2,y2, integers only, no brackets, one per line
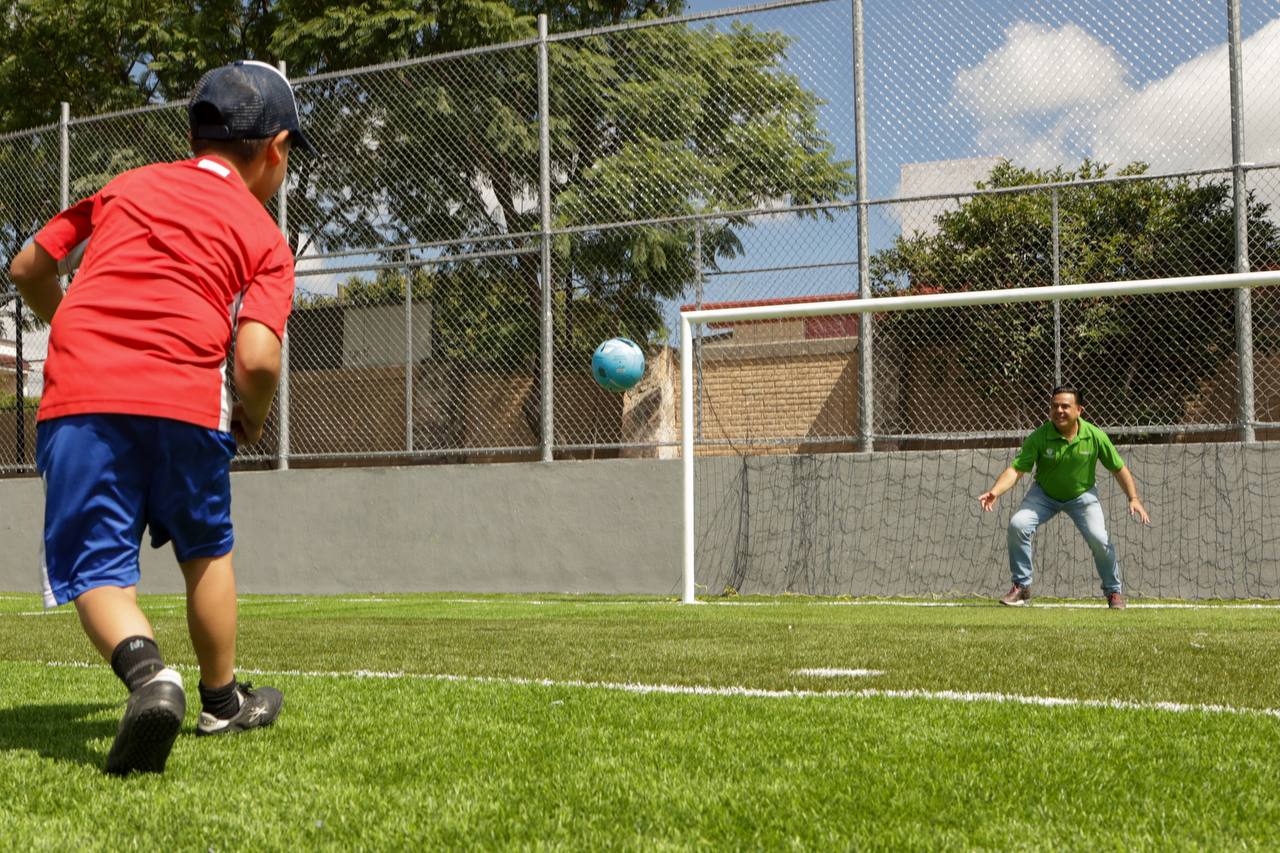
694,218,704,439
538,15,555,462
1228,0,1254,443
59,102,70,244
1052,187,1062,386
404,250,414,453
852,0,873,453
13,296,23,467
276,61,292,469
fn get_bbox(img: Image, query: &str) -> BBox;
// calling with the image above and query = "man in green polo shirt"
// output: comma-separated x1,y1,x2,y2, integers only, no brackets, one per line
978,386,1150,608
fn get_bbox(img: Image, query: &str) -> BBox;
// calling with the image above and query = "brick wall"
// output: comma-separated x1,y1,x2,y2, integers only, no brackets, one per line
674,338,862,456
280,361,628,462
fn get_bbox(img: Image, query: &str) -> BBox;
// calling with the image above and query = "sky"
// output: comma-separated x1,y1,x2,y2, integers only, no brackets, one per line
672,0,1280,311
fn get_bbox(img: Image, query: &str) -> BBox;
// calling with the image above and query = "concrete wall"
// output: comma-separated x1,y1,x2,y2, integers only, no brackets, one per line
693,443,1280,600
2,443,1277,600
0,459,683,598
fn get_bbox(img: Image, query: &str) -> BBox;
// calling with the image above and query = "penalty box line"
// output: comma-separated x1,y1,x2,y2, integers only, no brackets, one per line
40,660,1280,721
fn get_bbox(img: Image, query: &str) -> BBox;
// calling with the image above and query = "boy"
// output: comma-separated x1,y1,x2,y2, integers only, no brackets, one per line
8,60,314,775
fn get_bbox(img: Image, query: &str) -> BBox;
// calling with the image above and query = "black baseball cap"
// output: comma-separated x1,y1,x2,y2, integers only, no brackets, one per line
189,60,315,155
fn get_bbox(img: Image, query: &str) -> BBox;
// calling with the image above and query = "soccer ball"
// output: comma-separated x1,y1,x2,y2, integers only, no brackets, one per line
591,337,645,392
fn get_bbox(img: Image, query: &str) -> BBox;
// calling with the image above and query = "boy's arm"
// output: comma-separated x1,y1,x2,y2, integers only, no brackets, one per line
232,320,282,445
8,242,63,323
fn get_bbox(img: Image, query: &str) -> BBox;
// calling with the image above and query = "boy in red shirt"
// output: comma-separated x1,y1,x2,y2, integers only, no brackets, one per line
8,60,314,776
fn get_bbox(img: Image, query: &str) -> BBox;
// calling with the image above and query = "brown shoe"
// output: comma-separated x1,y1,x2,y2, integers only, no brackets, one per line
1106,591,1126,609
1000,584,1031,606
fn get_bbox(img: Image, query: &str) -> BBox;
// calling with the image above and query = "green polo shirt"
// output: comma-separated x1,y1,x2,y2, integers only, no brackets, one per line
1011,418,1125,502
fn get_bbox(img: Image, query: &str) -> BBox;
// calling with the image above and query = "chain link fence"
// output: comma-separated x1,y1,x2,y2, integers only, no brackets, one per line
3,0,1279,473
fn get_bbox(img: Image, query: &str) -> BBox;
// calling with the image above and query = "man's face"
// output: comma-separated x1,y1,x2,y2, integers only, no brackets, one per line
1050,392,1082,431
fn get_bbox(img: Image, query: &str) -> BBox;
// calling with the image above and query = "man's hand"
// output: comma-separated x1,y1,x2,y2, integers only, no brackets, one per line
1113,466,1150,526
979,467,1024,513
231,402,264,445
1128,497,1151,526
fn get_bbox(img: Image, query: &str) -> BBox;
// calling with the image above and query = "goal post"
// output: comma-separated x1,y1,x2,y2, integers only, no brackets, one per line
680,270,1280,604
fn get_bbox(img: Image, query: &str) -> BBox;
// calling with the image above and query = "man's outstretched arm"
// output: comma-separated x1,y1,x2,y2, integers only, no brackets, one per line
1111,466,1151,525
979,466,1025,512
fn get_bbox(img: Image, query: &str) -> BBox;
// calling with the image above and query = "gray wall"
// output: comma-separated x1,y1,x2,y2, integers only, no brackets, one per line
3,443,1277,600
693,443,1280,599
0,460,684,598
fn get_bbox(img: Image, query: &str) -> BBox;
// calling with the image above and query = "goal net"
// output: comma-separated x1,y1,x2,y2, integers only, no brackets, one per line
680,273,1280,601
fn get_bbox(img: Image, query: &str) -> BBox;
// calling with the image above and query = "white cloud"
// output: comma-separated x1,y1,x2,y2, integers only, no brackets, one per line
954,18,1280,176
1094,18,1280,172
954,22,1129,124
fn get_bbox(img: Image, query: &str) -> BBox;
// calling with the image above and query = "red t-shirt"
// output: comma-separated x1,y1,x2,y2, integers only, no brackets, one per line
34,156,294,431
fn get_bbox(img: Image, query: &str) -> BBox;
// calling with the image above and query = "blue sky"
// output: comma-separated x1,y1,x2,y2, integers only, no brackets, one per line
668,0,1280,311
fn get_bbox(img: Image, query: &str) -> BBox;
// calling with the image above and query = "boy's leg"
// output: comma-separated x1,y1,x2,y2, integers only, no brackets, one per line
40,415,185,775
75,586,186,777
181,549,282,736
152,419,282,735
181,552,237,689
73,585,152,659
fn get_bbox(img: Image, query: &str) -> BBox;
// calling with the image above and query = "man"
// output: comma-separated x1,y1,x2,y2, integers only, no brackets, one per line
978,386,1150,609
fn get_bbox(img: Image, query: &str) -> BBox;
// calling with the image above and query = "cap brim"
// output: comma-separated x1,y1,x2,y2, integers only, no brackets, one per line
290,128,317,156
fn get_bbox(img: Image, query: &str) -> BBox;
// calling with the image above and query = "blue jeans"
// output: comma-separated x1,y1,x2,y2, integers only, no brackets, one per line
1008,484,1120,594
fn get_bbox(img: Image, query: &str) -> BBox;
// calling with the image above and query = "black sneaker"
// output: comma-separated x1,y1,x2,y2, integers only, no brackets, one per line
105,668,185,776
196,682,283,736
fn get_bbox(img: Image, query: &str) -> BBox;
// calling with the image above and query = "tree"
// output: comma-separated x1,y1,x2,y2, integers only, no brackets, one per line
0,1,279,133
870,160,1279,430
2,0,852,449
0,0,278,300
271,0,852,354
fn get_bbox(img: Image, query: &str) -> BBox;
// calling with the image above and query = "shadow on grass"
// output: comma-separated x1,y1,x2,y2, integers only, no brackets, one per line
0,702,115,768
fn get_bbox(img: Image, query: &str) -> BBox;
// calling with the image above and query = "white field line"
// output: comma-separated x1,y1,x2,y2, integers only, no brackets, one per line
37,660,1280,721
794,668,886,677
401,598,1280,610
8,597,1276,613
4,604,183,617
814,601,1280,609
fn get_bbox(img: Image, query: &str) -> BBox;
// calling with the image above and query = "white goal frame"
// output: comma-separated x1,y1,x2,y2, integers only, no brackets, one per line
679,270,1280,604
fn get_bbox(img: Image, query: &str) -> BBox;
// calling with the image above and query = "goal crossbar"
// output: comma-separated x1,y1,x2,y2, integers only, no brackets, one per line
678,270,1280,603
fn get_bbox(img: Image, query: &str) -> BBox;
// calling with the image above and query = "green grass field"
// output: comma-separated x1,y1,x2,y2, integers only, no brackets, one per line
1,593,1278,850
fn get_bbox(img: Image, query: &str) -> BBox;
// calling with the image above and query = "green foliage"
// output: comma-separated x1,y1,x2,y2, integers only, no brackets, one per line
0,0,277,298
0,393,39,412
3,0,852,367
870,160,1280,425
271,0,852,362
0,1,279,133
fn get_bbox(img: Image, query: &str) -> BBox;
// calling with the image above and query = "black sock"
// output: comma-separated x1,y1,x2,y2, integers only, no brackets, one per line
110,636,165,692
199,679,241,719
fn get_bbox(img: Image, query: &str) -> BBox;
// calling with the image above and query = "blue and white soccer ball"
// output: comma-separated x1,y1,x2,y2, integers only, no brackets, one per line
591,337,645,392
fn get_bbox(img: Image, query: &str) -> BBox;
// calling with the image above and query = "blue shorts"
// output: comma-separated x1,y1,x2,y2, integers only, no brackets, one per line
36,414,238,608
